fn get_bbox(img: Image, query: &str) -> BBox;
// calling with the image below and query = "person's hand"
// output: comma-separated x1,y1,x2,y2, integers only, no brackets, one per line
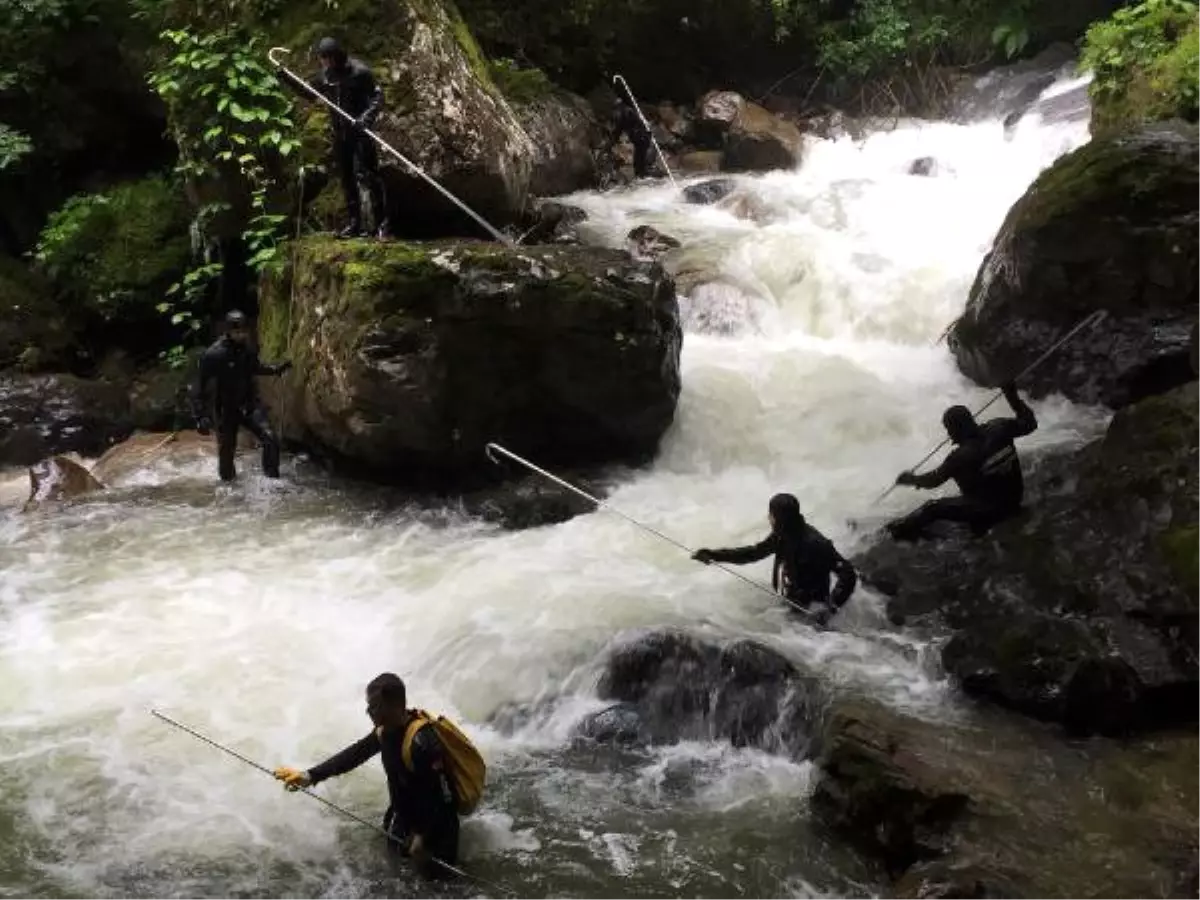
353,115,371,132
273,766,311,791
692,549,714,565
196,417,212,437
1001,379,1019,395
895,471,918,487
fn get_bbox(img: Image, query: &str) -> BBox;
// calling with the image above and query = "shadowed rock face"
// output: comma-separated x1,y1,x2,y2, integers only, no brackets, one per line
949,123,1199,408
258,238,682,485
854,382,1198,737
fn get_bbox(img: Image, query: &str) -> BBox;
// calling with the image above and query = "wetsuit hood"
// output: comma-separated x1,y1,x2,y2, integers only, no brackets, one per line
942,405,979,444
769,492,805,536
316,36,348,68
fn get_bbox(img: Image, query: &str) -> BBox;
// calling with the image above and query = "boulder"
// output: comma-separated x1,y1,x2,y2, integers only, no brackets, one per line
855,383,1199,735
625,225,680,263
23,455,106,511
585,629,822,756
948,123,1199,408
459,470,603,530
88,430,246,485
510,87,602,198
519,202,587,245
908,157,938,176
676,151,724,175
258,237,682,484
0,374,132,467
695,91,802,173
289,0,535,236
812,696,1199,896
682,178,737,205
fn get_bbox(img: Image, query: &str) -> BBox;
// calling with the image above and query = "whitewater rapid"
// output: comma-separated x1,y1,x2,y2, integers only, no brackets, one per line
0,72,1111,897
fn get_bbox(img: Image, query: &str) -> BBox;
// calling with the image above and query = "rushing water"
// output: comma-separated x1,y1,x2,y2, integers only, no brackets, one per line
0,71,1113,898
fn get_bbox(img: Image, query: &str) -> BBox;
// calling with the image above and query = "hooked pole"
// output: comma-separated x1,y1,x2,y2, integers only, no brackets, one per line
612,75,678,187
484,443,822,621
268,47,514,247
874,309,1109,506
149,710,511,895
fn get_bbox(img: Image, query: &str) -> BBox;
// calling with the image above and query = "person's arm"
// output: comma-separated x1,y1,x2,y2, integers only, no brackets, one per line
307,732,380,785
828,550,857,609
359,66,383,127
189,350,215,424
1000,382,1037,437
694,533,777,565
896,450,961,491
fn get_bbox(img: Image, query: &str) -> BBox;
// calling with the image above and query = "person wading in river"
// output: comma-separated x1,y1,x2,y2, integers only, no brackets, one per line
609,77,654,179
886,381,1037,541
692,493,857,624
273,674,467,877
190,310,291,483
277,37,389,239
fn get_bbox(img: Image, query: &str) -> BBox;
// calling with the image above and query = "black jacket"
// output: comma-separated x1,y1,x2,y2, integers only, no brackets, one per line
190,336,286,422
611,100,651,144
308,722,458,839
706,522,857,608
280,58,383,140
910,389,1037,509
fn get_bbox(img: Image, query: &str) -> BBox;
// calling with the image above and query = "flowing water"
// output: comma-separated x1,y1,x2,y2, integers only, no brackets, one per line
0,70,1113,898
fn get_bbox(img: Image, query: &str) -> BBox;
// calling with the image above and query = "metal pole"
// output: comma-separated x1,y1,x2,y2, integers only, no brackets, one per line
612,74,678,187
875,309,1108,505
268,47,514,246
484,442,825,620
149,710,510,894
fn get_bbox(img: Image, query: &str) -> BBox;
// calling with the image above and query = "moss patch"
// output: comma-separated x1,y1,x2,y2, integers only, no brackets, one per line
489,58,556,104
1161,526,1199,596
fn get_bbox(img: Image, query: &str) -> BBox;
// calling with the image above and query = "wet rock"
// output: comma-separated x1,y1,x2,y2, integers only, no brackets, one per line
682,178,736,205
88,430,245,484
0,373,132,467
511,88,602,198
717,191,776,225
460,470,602,530
812,695,1199,896
591,629,823,756
855,383,1199,735
908,157,938,176
694,91,745,144
23,455,106,511
949,122,1199,408
575,702,645,745
521,202,588,245
695,91,802,172
676,151,724,175
625,225,681,262
258,238,682,485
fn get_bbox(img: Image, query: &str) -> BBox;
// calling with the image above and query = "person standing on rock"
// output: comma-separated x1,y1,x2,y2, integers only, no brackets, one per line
190,310,291,482
886,382,1037,542
692,493,857,624
277,37,390,239
609,77,654,179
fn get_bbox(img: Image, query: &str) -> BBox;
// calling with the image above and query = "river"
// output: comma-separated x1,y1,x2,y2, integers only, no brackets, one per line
0,66,1113,897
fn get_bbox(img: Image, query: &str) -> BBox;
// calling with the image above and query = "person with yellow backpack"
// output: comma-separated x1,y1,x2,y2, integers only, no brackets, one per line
272,673,485,877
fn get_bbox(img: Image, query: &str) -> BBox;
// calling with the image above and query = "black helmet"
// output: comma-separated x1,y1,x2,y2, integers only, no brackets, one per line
315,36,346,63
225,310,247,328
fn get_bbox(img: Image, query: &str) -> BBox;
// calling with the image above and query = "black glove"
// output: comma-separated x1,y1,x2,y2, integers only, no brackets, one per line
895,470,918,487
692,549,715,565
196,417,213,436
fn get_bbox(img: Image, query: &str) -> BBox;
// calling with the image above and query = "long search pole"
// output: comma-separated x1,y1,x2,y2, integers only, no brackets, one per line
268,47,514,246
874,309,1108,506
613,75,678,187
149,710,510,895
484,443,822,621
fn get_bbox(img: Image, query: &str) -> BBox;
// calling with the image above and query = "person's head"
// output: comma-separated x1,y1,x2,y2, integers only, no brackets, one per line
365,672,407,727
768,492,804,536
315,36,347,71
942,405,978,444
224,309,249,344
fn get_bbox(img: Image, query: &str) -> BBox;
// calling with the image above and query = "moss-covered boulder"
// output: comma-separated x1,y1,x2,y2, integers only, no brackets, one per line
812,696,1198,896
949,122,1198,408
258,237,681,483
855,382,1199,736
276,0,534,236
0,256,78,372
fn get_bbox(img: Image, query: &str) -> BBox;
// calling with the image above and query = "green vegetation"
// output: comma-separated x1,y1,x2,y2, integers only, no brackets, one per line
1081,0,1199,136
489,58,557,103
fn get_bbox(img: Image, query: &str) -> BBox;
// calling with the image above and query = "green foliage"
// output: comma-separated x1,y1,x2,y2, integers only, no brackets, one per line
489,57,556,103
32,175,192,324
1081,0,1200,135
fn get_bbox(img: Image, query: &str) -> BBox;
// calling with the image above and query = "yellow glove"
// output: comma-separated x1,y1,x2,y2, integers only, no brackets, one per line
273,766,312,791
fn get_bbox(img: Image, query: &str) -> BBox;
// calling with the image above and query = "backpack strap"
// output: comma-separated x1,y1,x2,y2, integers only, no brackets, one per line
400,709,430,772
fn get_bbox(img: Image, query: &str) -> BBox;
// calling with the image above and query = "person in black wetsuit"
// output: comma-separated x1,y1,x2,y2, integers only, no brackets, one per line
277,37,389,238
886,382,1037,542
190,310,291,482
273,673,460,876
692,493,857,624
610,77,654,179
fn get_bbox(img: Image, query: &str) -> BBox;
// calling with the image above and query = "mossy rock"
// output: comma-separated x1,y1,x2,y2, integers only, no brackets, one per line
258,236,681,484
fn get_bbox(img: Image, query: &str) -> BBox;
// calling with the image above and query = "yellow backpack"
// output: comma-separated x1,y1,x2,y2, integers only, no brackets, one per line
401,709,485,816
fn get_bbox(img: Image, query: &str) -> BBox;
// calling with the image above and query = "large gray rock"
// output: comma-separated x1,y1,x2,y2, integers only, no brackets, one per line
695,90,802,173
949,123,1199,408
258,237,682,484
510,88,603,198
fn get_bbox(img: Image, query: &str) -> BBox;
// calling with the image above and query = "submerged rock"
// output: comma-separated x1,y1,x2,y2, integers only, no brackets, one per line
949,122,1199,407
520,202,588,244
681,178,736,205
258,238,682,484
855,383,1199,735
812,695,1199,896
24,455,105,511
625,225,680,262
581,629,823,757
459,470,603,530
